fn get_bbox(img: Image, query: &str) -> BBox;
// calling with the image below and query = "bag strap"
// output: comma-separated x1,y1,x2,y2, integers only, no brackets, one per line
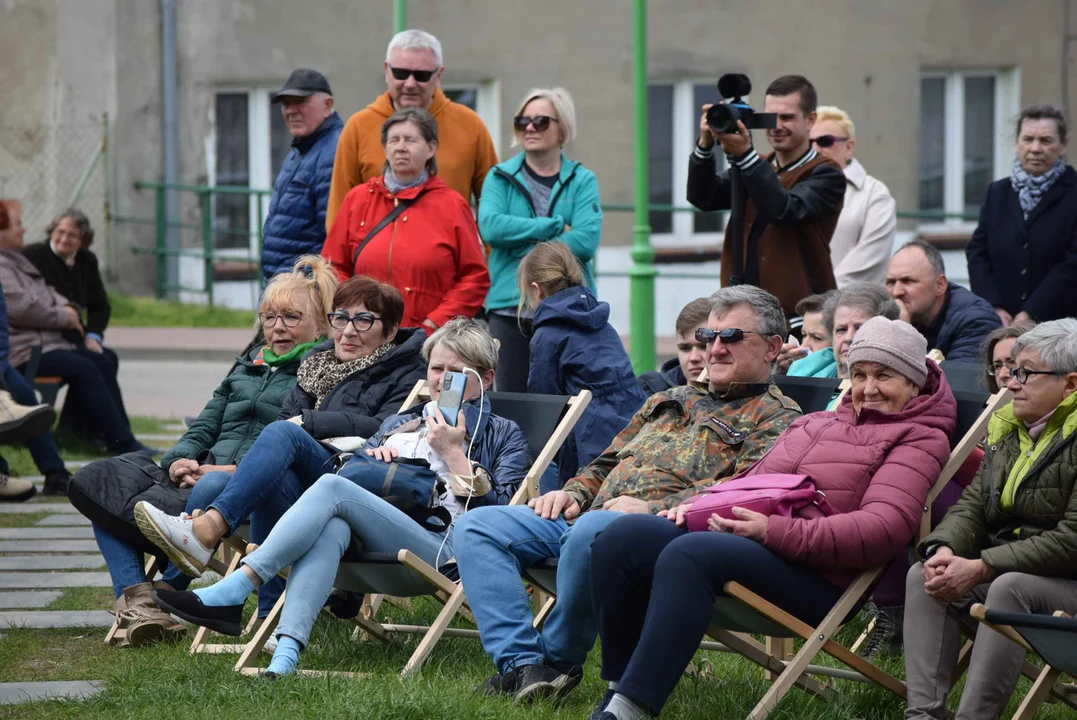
351,193,421,266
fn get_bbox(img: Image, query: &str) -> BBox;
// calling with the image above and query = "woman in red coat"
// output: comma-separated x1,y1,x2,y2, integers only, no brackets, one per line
322,108,490,332
582,316,956,719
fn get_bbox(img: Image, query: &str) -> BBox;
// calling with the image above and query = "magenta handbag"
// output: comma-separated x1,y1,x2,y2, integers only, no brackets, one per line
683,473,835,532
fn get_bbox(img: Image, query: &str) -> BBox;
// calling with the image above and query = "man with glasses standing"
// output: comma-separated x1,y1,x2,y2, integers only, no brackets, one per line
325,29,498,230
810,106,896,288
454,286,801,705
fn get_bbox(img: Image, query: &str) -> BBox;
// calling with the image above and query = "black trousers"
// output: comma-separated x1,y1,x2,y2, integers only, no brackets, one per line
487,312,532,393
590,515,845,715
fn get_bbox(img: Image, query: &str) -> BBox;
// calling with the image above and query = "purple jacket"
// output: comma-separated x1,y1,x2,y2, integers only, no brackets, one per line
747,360,956,587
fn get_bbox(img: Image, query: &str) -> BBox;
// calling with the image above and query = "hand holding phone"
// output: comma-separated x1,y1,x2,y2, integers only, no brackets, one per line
437,371,467,427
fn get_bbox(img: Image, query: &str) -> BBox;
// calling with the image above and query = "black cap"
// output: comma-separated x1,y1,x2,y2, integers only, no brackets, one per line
271,68,332,103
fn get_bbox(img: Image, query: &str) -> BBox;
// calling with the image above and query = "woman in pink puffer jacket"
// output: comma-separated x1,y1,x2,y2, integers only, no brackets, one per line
584,316,956,720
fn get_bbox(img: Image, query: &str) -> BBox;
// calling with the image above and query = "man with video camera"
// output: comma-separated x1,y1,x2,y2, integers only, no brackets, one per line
689,74,845,322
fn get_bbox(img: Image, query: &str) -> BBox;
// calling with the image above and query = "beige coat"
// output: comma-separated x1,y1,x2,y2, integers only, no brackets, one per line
0,249,76,367
830,158,897,287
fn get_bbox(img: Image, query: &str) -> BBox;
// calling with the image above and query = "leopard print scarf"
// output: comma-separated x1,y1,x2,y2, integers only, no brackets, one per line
296,342,396,407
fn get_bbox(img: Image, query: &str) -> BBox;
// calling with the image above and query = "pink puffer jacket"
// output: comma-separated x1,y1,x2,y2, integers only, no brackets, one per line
751,360,956,587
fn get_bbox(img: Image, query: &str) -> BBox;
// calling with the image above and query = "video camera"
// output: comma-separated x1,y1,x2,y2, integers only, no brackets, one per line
705,74,778,134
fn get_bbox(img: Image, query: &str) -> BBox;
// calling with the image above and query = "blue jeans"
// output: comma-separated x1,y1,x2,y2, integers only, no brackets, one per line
454,506,625,674
93,470,232,598
242,473,452,647
0,364,64,474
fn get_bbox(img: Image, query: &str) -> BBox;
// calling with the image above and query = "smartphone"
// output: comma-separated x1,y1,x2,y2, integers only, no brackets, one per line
437,371,467,427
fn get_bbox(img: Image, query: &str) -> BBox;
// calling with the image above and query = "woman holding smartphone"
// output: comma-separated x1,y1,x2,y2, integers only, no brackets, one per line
152,319,532,678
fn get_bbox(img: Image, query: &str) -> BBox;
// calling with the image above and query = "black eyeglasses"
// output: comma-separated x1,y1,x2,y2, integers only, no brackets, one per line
811,134,850,148
695,327,772,345
1012,367,1061,385
389,66,437,83
513,115,560,132
328,311,381,332
259,311,304,328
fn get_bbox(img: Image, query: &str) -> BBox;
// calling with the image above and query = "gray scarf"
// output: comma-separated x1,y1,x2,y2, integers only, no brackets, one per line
383,168,429,194
1011,158,1065,219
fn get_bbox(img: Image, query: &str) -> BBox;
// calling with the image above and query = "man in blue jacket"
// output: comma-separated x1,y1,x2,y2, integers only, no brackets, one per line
885,239,1001,362
260,69,344,282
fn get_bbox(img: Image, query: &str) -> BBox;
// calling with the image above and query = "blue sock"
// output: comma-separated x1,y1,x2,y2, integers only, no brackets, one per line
266,635,301,677
193,568,255,607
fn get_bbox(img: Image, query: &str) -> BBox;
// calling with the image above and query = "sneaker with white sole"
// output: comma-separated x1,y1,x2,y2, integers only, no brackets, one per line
133,502,213,577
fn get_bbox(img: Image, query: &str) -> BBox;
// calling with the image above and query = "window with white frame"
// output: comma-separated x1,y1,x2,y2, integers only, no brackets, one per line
210,90,293,253
648,81,727,247
444,81,502,160
918,69,1020,224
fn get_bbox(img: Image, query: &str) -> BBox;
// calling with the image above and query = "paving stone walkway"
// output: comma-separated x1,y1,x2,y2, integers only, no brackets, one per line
0,681,104,705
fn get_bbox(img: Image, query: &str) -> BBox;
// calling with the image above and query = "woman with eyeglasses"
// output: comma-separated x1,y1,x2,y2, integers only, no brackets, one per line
71,255,336,646
982,321,1035,393
905,319,1077,719
132,274,426,586
477,87,603,392
322,107,490,335
809,106,896,288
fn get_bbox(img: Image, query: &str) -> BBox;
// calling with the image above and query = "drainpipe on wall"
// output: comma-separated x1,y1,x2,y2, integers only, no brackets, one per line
161,0,180,298
394,0,407,33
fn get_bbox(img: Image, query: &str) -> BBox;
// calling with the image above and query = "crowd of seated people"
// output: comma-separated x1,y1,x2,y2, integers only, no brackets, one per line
9,27,1074,719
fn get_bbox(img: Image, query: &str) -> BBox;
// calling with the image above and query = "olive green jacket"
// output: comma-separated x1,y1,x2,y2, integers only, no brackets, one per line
921,392,1077,577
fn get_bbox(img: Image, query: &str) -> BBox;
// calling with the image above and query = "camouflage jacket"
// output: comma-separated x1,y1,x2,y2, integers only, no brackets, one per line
563,382,801,513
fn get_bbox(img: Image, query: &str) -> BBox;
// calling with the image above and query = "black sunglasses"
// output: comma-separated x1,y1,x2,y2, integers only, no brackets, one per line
695,327,772,345
389,66,437,83
513,115,560,132
811,134,850,148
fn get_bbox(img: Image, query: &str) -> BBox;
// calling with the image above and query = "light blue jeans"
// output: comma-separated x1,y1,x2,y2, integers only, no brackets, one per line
241,473,453,647
93,470,232,598
454,506,625,674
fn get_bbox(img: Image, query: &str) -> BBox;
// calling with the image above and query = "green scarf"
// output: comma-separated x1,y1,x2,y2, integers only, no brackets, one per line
262,338,325,367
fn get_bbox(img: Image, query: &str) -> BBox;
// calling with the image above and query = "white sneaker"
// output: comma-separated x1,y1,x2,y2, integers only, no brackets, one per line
133,503,213,577
262,634,278,655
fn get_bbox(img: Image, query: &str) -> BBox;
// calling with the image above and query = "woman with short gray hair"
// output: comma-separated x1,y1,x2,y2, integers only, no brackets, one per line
422,316,499,375
905,317,1077,720
323,107,490,333
478,86,603,391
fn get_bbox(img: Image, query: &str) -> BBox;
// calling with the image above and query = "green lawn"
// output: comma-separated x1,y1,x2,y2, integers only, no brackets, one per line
108,293,254,329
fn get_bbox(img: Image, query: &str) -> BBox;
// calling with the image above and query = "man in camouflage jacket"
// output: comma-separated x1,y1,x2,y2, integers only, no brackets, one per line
454,287,802,703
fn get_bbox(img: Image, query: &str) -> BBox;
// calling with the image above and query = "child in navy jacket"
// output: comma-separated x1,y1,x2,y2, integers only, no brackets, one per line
519,241,646,487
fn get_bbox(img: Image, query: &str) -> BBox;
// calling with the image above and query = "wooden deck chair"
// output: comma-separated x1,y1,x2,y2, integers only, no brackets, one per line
232,380,591,677
696,387,1011,720
969,605,1077,718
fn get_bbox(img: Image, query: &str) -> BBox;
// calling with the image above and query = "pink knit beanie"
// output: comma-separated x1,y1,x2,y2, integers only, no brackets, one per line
847,316,928,388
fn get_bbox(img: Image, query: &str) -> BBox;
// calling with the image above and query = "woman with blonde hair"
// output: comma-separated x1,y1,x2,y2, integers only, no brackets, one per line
479,87,603,391
519,241,644,487
71,255,337,646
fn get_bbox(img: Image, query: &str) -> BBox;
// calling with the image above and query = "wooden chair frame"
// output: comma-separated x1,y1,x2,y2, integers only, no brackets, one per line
697,387,1011,719
229,380,591,677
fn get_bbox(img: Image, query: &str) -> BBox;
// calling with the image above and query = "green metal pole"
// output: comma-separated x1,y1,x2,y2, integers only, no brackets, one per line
394,0,406,33
629,0,656,373
154,186,166,299
201,191,214,306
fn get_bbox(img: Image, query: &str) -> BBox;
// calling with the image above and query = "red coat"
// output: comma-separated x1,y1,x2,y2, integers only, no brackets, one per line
322,174,490,328
747,361,956,587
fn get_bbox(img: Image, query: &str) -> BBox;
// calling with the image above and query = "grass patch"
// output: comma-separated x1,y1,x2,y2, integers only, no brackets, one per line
0,416,175,477
45,587,113,612
0,512,51,528
108,293,254,329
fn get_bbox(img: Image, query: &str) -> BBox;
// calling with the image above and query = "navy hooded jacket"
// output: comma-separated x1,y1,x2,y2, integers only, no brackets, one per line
528,286,646,486
260,112,343,281
916,284,1002,363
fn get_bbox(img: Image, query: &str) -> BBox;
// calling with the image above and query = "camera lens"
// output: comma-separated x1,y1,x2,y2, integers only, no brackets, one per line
706,104,739,134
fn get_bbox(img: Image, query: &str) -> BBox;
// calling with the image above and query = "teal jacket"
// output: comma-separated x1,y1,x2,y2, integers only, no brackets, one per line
478,153,603,311
787,347,838,379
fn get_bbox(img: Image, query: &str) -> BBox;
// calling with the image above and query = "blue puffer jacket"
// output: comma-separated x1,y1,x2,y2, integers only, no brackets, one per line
260,112,344,281
359,395,532,507
529,286,646,486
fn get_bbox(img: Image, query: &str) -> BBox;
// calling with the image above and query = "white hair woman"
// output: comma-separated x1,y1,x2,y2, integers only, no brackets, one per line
478,87,603,391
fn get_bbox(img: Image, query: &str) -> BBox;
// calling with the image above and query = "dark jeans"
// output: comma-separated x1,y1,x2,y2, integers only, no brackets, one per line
488,312,532,393
0,363,64,474
29,347,135,452
590,515,845,715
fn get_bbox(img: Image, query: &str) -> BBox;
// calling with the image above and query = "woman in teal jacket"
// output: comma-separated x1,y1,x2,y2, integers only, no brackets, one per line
478,87,602,392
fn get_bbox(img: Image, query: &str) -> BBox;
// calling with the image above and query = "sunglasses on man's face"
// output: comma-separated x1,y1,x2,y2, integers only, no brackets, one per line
389,66,437,83
695,327,771,345
811,134,850,148
513,115,560,132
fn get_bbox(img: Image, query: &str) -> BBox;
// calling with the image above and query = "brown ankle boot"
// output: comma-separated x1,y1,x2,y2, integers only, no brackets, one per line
118,582,186,646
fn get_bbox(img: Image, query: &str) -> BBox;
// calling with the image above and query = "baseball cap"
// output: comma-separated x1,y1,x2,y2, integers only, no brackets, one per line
271,69,333,103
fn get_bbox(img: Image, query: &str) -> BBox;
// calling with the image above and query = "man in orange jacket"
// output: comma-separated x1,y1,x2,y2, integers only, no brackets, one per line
325,29,498,231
